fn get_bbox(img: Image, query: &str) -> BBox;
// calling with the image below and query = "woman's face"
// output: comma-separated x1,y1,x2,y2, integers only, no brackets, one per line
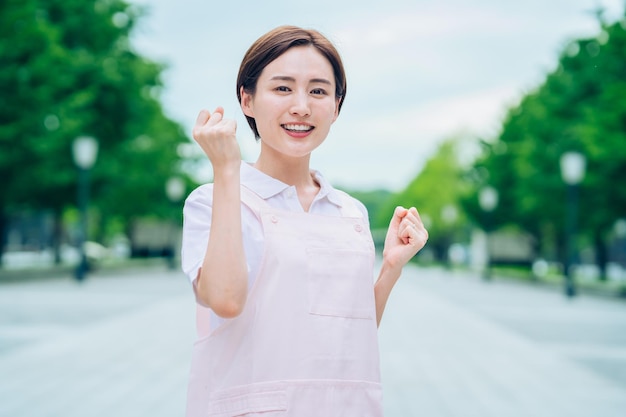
241,45,340,160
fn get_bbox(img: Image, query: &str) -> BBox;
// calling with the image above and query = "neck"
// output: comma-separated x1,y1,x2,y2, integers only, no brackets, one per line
254,153,314,188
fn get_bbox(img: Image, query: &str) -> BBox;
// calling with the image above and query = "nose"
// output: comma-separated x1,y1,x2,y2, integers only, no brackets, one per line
289,91,311,117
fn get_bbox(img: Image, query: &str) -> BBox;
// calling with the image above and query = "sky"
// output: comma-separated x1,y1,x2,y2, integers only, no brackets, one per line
130,0,624,191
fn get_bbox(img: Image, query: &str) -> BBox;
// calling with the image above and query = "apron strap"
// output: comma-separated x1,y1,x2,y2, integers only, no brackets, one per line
240,185,269,219
336,190,366,219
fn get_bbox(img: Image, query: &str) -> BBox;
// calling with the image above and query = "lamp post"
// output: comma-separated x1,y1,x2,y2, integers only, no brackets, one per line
560,151,586,297
72,136,98,281
165,177,185,269
479,186,498,280
615,219,626,269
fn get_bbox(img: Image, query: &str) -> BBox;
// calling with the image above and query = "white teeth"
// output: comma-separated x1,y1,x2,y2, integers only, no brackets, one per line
283,124,313,132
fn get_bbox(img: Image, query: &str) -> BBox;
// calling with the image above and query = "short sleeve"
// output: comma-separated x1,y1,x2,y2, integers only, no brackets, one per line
181,184,214,286
352,198,370,227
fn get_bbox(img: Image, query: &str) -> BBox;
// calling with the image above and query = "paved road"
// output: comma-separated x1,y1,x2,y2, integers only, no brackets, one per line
379,267,626,417
1,264,625,416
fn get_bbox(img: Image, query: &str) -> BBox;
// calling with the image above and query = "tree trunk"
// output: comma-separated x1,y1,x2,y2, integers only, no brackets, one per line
52,209,63,265
556,232,566,275
97,212,107,244
594,232,608,281
0,209,7,268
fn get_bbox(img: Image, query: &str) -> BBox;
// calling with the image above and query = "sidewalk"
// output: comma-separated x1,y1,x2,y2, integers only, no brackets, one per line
0,267,196,417
379,267,626,416
1,265,625,416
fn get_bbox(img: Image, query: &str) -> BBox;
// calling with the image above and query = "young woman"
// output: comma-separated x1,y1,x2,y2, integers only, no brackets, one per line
182,25,428,417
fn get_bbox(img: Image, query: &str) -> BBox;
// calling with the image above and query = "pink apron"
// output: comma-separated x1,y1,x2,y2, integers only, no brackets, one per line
186,185,383,417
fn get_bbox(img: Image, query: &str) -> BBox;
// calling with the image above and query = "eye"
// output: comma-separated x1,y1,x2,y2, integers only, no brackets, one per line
310,88,328,96
275,86,291,92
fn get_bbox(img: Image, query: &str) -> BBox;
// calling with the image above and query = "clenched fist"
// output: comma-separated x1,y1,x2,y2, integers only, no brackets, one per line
192,107,241,174
382,206,429,270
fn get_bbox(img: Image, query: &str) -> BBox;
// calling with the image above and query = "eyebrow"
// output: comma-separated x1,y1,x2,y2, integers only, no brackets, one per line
270,75,332,85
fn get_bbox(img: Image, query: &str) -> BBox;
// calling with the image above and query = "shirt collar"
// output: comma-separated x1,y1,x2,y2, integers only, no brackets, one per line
240,162,343,208
311,169,343,208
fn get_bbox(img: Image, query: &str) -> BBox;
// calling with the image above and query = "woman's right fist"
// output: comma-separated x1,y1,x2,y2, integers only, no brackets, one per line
192,107,241,170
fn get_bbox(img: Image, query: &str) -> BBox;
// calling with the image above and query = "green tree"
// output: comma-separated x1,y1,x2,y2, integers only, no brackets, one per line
468,11,626,277
0,0,191,263
380,137,470,262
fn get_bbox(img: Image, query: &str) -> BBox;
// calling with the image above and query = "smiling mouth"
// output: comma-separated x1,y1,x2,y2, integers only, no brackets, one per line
282,124,314,132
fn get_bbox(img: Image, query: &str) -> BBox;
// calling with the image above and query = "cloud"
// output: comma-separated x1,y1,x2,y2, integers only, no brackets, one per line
335,6,527,49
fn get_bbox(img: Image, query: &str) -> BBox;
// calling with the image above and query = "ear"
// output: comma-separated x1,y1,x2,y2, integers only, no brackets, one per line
331,97,341,123
240,86,254,118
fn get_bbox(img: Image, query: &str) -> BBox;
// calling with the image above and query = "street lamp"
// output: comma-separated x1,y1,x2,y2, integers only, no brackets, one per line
166,177,185,203
560,151,586,297
614,219,626,277
479,186,499,280
72,136,98,281
165,177,185,269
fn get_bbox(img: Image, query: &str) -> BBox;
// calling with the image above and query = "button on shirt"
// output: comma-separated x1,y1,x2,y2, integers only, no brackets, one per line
181,162,369,330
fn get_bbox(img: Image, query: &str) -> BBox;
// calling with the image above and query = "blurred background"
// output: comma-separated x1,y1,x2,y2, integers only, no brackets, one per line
1,0,625,293
1,0,626,416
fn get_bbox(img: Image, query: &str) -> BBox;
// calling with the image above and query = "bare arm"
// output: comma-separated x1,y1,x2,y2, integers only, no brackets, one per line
374,206,428,326
192,108,248,318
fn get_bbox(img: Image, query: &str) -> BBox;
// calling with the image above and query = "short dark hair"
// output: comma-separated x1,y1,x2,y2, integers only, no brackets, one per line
236,25,347,139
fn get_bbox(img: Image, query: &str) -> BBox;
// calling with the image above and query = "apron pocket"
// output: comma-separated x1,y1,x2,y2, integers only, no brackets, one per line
208,389,287,417
306,248,375,320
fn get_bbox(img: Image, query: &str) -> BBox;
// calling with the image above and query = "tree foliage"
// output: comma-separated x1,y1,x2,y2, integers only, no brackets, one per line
0,0,192,255
379,137,470,260
467,11,626,271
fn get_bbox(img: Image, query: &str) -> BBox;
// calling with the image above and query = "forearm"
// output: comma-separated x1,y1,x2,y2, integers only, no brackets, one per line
196,168,248,318
374,261,403,327
374,206,428,326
